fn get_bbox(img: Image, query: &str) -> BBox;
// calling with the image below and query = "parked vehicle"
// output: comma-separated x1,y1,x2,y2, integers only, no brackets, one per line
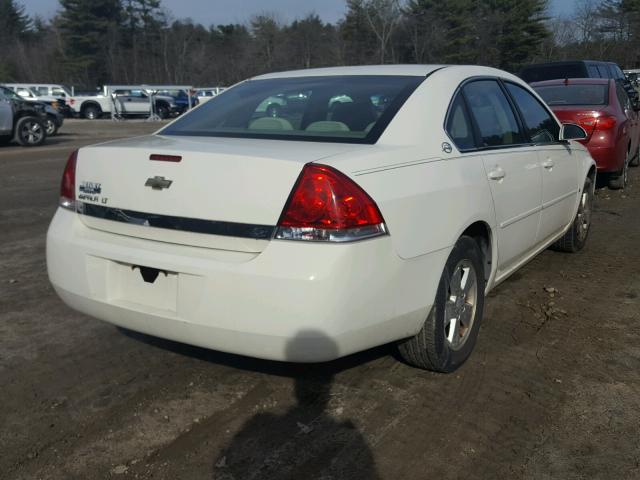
195,87,225,103
112,88,182,119
2,84,71,117
532,78,640,189
68,85,190,119
47,65,595,372
520,60,639,105
0,86,47,146
5,83,72,100
154,89,197,114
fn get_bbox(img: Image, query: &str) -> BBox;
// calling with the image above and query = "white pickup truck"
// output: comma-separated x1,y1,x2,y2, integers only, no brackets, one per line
68,85,188,119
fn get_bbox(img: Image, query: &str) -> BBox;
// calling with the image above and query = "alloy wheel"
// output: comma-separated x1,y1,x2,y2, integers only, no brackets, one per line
444,259,478,351
19,120,44,145
576,182,593,242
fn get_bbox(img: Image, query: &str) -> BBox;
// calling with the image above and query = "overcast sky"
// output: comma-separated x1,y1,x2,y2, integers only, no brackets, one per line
22,0,580,26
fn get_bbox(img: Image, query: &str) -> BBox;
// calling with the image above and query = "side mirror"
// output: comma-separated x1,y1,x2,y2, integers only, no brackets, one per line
559,123,588,141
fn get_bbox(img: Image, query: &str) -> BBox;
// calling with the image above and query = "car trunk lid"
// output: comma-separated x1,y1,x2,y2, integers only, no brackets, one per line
75,134,365,252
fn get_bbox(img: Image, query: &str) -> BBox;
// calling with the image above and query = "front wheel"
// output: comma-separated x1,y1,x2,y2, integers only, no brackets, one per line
552,176,594,253
397,236,485,372
14,116,46,147
45,116,58,136
156,104,169,119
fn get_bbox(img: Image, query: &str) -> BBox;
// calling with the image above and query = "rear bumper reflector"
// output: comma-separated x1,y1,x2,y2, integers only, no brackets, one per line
78,203,275,239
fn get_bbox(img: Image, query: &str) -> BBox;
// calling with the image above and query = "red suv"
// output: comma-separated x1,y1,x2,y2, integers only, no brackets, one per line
532,78,640,189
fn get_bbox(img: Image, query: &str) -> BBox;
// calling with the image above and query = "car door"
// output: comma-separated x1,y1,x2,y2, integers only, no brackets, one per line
0,88,13,134
615,82,640,155
503,81,577,244
127,90,152,114
462,79,543,272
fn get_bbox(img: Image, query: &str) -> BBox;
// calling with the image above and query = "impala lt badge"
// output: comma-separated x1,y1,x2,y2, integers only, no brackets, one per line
145,176,173,190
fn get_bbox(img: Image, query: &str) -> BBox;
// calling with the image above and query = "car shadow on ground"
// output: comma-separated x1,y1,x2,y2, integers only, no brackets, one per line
119,328,385,479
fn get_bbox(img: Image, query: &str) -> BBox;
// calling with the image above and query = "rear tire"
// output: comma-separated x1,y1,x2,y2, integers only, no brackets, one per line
397,236,485,372
82,105,101,120
552,176,594,253
630,144,640,167
608,150,630,189
14,116,46,147
45,115,58,136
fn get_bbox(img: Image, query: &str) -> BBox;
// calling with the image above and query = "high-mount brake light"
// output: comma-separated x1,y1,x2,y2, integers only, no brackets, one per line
275,164,387,242
60,149,78,210
150,154,182,162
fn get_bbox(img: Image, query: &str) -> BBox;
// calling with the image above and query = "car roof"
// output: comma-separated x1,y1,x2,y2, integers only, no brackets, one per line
251,64,526,82
530,78,612,86
252,65,447,79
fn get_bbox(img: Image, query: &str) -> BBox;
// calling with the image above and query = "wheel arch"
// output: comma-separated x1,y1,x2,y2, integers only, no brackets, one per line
459,220,494,287
81,101,102,114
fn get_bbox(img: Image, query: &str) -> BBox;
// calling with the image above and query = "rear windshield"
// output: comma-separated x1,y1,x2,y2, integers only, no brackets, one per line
534,84,609,106
161,75,424,144
520,64,587,83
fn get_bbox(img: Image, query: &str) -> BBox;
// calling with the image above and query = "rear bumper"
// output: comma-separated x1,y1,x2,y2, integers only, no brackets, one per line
47,208,447,362
586,144,622,172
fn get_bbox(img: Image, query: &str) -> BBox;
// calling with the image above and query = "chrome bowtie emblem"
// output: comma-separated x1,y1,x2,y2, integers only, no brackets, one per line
145,176,173,190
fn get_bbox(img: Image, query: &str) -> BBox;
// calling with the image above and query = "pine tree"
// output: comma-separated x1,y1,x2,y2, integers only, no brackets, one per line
479,0,549,72
58,0,122,85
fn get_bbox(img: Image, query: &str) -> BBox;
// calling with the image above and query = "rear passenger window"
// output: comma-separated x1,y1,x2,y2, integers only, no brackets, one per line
463,80,525,147
588,66,600,77
446,94,475,150
597,65,610,78
505,82,560,143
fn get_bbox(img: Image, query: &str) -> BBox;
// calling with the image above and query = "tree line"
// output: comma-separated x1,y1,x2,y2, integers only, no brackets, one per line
1,0,640,90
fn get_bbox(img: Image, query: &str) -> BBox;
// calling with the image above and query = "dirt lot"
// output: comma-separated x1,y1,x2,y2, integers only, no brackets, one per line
1,120,640,480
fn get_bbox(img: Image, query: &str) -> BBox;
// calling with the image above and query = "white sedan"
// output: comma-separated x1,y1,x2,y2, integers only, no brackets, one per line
46,65,595,372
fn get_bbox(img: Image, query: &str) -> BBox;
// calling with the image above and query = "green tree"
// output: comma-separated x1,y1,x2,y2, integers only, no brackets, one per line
404,0,477,64
0,0,32,41
478,0,550,71
58,0,122,85
341,0,378,64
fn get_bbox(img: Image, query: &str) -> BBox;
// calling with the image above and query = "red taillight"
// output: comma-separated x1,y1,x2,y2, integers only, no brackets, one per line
595,115,617,130
276,164,387,242
60,149,77,210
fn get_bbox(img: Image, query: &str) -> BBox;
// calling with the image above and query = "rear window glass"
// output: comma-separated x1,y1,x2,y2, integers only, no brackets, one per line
534,84,609,106
520,64,587,83
161,75,424,144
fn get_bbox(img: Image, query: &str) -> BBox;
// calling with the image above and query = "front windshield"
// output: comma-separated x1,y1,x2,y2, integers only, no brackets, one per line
1,86,22,101
161,75,424,144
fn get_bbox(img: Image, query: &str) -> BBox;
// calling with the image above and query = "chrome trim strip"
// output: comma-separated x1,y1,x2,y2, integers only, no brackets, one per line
499,205,542,229
78,203,275,240
542,189,578,210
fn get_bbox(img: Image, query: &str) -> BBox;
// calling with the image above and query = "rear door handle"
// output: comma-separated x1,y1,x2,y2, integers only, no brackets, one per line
542,159,554,169
488,167,505,181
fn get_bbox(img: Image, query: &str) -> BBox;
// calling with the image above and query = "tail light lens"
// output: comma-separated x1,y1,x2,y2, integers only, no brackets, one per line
595,115,617,130
275,164,387,242
60,149,78,210
573,112,617,138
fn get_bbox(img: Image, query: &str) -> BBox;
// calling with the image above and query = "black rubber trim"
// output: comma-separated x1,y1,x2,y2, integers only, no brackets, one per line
79,203,275,240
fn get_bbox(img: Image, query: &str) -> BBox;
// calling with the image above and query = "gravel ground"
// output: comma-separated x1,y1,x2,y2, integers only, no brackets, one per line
1,120,639,480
